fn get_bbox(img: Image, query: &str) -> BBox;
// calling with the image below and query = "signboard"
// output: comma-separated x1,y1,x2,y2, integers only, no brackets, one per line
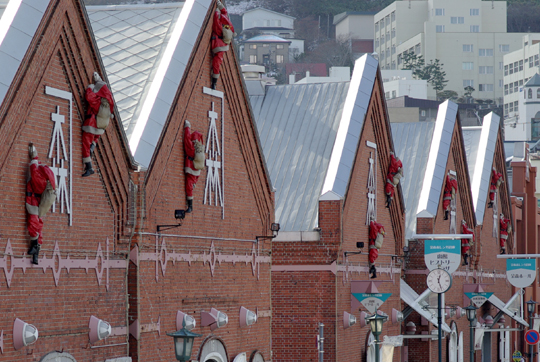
525,330,540,346
424,240,461,273
507,259,536,288
352,293,391,314
513,350,522,362
464,292,494,308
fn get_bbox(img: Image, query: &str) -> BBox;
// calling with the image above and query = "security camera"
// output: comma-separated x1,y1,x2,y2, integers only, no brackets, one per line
356,242,364,249
175,210,185,220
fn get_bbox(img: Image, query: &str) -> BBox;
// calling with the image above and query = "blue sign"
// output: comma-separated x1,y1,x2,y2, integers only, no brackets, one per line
352,293,391,314
465,292,494,307
424,239,461,273
507,259,536,288
525,330,540,345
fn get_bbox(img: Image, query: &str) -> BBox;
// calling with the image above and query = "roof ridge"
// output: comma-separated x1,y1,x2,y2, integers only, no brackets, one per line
86,3,184,12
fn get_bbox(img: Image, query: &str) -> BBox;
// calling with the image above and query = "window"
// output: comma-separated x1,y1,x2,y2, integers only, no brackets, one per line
504,103,508,116
520,60,524,71
392,45,396,54
385,92,390,98
537,88,540,98
479,66,493,74
263,44,269,47
463,44,473,52
515,100,519,110
479,49,493,57
421,110,426,116
470,25,479,33
505,84,508,95
509,102,514,113
514,61,518,73
451,17,464,24
530,56,534,68
479,84,493,92
249,55,257,63
499,44,510,52
276,20,281,26
529,88,533,99
391,61,396,69
514,81,519,93
381,35,385,45
375,22,379,32
509,65,513,75
509,84,513,94
386,48,390,58
536,54,539,66
435,8,445,16
499,80,503,88
463,79,474,87
375,40,379,49
504,65,508,76
386,15,390,24
276,54,284,63
380,52,385,60
398,53,402,65
462,62,474,70
470,8,479,16
276,44,284,49
520,80,524,86
415,43,421,54
391,11,395,21
499,62,504,70
265,20,270,26
436,25,445,33
386,31,390,41
392,28,396,38
381,18,385,27
249,44,257,49
392,90,396,98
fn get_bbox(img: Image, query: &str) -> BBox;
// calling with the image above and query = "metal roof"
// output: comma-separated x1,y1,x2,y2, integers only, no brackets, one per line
417,101,459,217
464,113,500,224
0,0,51,106
244,34,291,43
250,54,378,231
87,0,211,167
525,73,540,87
391,122,435,239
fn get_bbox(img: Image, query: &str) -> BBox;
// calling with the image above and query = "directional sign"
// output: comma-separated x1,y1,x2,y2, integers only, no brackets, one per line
507,259,536,288
352,293,391,314
424,239,461,273
513,350,522,362
465,292,494,308
525,330,540,345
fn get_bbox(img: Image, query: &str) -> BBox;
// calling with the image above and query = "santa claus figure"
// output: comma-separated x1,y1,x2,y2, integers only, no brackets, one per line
499,213,511,254
26,143,57,265
488,168,504,208
184,120,205,213
443,173,458,220
384,151,403,208
210,0,235,90
368,218,385,279
461,220,474,266
82,71,114,177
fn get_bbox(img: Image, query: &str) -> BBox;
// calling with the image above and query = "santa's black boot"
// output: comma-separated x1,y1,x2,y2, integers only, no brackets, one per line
211,77,218,90
462,254,469,266
488,201,493,208
82,162,94,177
444,210,449,220
28,241,40,265
500,248,506,254
186,199,193,213
90,143,96,157
369,265,377,279
386,195,392,208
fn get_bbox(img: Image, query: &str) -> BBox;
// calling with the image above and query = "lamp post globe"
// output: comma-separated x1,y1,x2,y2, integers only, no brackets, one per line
465,303,477,362
167,328,202,362
526,298,537,315
366,312,387,362
465,303,477,323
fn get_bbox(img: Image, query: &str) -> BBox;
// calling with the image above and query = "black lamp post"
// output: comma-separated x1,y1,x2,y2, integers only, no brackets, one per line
465,303,478,362
366,312,387,362
527,298,537,361
167,328,202,362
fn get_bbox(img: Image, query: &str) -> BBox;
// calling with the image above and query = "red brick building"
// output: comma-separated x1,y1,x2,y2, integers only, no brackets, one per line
0,0,275,361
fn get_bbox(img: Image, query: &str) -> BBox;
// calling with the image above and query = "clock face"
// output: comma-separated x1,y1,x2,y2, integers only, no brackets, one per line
426,268,452,294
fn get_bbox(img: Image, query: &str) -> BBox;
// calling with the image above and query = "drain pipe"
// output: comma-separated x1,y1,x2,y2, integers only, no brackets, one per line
318,322,324,362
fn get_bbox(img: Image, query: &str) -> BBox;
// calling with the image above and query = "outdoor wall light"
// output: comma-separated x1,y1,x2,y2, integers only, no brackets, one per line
13,318,38,350
201,308,228,331
176,311,196,331
359,311,368,328
392,308,404,324
239,307,257,327
89,316,112,344
343,311,357,329
482,314,494,327
405,321,416,335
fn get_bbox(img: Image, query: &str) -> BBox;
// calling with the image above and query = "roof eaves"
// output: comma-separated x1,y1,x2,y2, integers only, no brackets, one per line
242,7,295,19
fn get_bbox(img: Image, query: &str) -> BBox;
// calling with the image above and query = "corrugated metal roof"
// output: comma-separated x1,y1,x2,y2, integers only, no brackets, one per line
87,0,212,167
391,122,435,239
462,127,481,184
417,101,459,217
0,0,51,106
250,81,350,231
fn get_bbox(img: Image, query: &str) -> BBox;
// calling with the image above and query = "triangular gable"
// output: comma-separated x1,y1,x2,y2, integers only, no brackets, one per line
0,0,50,104
87,0,212,168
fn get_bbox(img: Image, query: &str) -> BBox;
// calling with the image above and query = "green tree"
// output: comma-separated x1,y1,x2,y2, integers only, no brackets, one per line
401,53,448,96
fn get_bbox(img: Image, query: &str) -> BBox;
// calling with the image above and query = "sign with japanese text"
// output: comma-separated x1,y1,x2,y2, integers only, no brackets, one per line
513,350,522,362
352,293,391,314
465,292,494,308
424,240,461,273
507,259,536,288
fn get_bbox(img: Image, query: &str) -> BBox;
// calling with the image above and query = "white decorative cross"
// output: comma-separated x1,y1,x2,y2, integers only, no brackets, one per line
204,102,223,207
366,151,376,225
48,105,71,216
492,192,498,238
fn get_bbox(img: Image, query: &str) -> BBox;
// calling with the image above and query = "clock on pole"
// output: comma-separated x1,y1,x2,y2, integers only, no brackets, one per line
427,268,452,294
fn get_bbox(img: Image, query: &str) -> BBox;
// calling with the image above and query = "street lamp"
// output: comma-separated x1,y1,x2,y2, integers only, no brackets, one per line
526,298,537,361
465,303,478,362
366,312,388,362
167,328,202,362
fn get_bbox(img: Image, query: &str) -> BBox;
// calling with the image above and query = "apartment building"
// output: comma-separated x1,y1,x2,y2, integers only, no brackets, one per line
374,0,524,100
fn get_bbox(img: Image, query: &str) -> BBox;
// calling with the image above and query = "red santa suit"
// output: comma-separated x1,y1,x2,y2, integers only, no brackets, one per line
489,168,503,203
211,2,234,82
184,122,204,210
443,175,458,212
499,214,510,251
368,220,385,267
82,82,114,165
26,156,56,246
461,220,474,264
384,153,403,206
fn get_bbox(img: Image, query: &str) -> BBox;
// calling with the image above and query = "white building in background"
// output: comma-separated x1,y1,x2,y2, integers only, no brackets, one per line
242,8,295,37
381,70,428,100
292,67,351,84
374,0,526,101
502,34,540,119
505,74,540,141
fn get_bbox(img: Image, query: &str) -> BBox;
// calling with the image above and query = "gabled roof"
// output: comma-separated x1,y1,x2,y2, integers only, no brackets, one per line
0,0,51,105
87,0,211,167
525,73,540,87
250,54,378,231
242,7,295,19
463,113,500,224
391,122,435,239
244,34,291,43
333,11,376,26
